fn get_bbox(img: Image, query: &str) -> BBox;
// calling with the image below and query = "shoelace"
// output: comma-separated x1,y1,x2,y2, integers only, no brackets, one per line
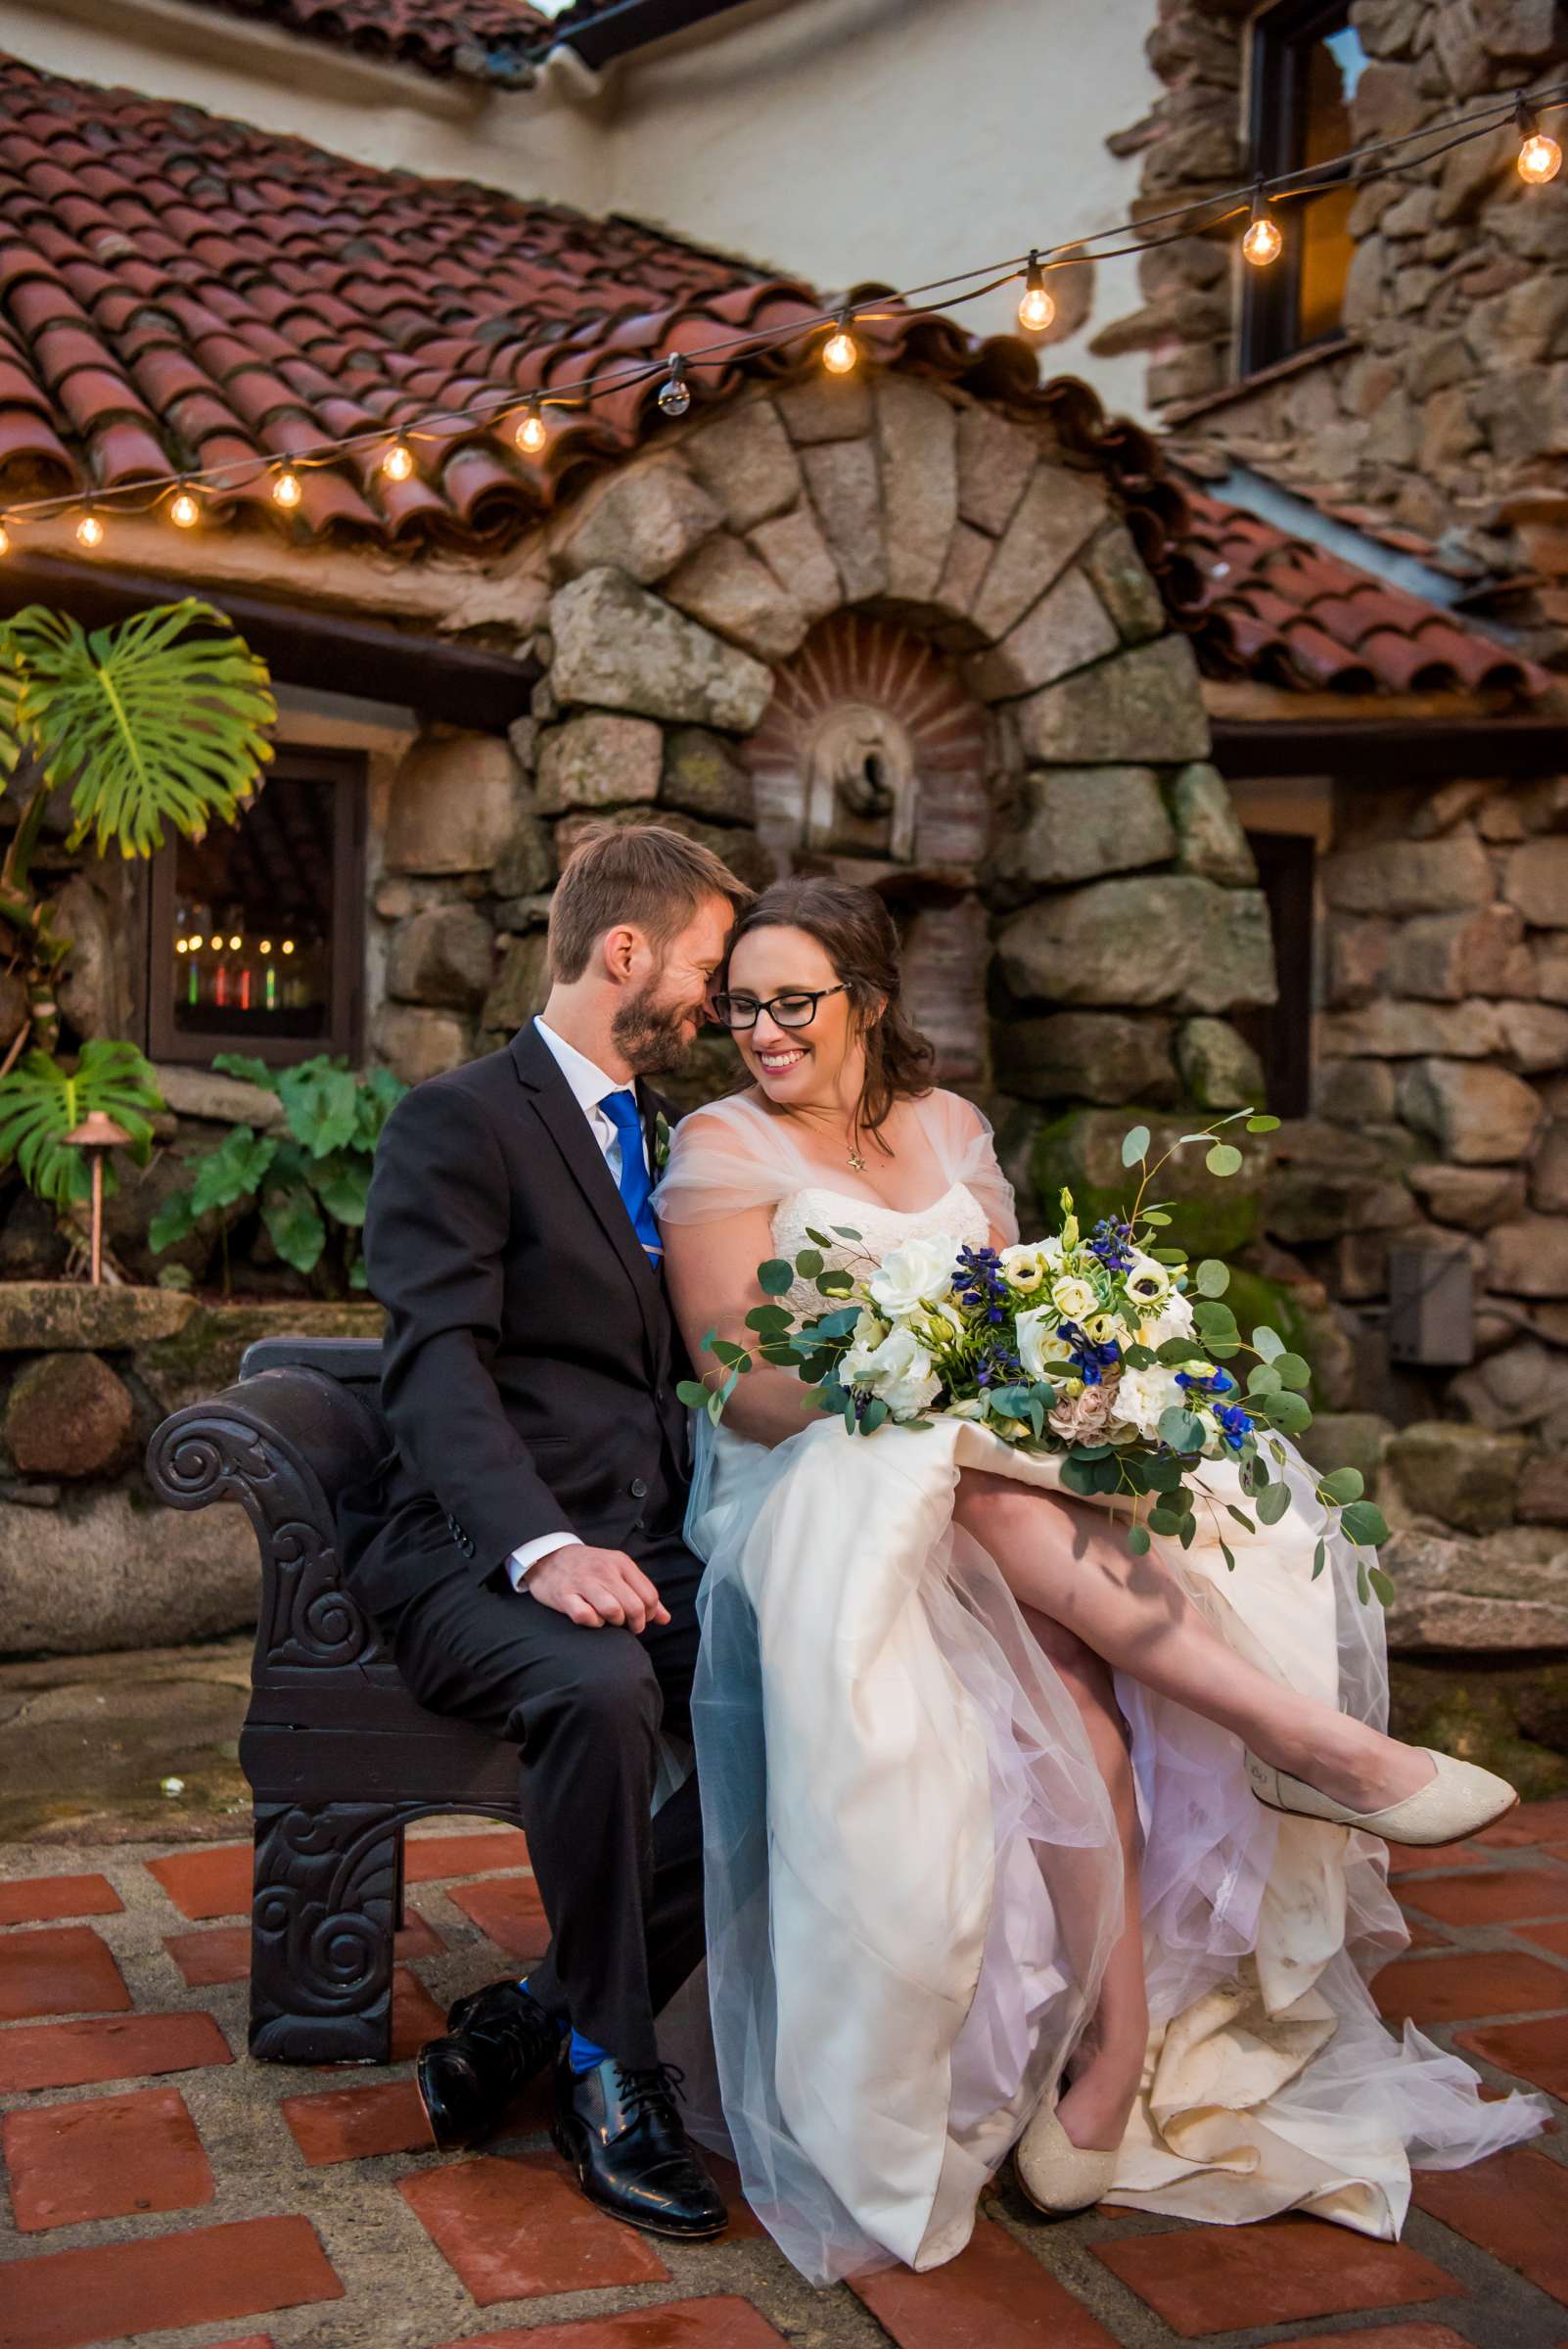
462,2005,553,2093
614,2060,687,2129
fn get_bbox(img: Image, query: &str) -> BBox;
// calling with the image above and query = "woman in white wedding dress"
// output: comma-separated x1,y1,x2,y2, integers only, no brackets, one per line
653,876,1548,2285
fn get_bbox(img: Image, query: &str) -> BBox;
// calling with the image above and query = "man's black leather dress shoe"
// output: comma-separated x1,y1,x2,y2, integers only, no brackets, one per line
551,2050,728,2240
416,1980,560,2151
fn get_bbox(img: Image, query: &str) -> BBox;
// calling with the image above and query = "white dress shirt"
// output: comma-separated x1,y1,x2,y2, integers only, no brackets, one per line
507,1016,650,1590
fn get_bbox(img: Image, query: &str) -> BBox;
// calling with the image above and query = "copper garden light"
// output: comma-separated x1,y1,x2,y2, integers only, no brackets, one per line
63,1110,131,1285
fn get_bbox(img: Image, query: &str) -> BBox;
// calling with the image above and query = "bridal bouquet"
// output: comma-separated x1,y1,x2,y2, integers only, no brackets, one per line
682,1109,1393,1596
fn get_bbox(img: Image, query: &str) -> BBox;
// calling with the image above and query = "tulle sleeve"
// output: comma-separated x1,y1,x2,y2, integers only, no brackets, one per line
653,1094,807,1225
919,1090,1019,1245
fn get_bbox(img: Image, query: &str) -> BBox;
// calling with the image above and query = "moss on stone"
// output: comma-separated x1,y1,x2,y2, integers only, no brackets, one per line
1389,1656,1568,1800
1031,1105,1265,1262
136,1300,385,1416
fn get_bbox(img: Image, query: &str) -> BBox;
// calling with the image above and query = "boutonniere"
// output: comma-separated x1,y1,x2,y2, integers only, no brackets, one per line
654,1110,672,1177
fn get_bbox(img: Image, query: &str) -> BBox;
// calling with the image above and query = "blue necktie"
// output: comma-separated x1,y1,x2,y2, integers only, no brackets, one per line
601,1088,661,1263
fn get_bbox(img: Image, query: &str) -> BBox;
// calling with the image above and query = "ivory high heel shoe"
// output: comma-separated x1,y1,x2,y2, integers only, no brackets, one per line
1244,1746,1517,1848
1014,2093,1119,2218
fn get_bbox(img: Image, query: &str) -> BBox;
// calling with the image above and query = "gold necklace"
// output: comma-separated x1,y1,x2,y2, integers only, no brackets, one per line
847,1136,866,1174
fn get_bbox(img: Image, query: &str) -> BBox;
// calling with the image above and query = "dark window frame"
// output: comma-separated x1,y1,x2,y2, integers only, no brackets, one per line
1236,828,1315,1120
141,744,367,1069
1242,0,1358,377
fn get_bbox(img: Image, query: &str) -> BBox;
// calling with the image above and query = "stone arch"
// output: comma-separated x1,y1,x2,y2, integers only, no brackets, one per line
502,371,1273,1159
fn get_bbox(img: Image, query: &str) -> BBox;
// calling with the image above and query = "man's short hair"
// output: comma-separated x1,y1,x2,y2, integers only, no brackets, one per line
547,821,754,984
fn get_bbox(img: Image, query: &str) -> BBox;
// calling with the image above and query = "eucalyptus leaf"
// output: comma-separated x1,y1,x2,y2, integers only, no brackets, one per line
1127,1523,1151,1555
1255,1480,1291,1527
1252,1325,1285,1362
1206,1142,1243,1177
675,1379,710,1409
1312,1537,1327,1581
1319,1465,1364,1504
1271,1351,1312,1390
758,1259,793,1296
1121,1124,1150,1168
1368,1565,1396,1607
1195,1259,1229,1298
1340,1498,1389,1548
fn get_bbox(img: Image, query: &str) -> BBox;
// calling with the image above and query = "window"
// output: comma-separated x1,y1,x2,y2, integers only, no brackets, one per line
1243,1,1368,374
143,747,365,1067
1235,830,1314,1119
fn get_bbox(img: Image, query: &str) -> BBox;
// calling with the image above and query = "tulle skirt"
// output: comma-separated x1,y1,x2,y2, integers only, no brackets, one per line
679,1410,1549,2283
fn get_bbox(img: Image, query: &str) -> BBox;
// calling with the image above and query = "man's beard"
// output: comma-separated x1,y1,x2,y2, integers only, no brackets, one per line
611,977,696,1077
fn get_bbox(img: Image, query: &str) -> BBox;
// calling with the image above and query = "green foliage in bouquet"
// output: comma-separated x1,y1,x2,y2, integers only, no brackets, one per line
682,1109,1395,1605
149,1053,405,1290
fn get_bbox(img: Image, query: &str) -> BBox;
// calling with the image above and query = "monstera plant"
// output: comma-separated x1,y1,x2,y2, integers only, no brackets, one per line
0,598,275,1235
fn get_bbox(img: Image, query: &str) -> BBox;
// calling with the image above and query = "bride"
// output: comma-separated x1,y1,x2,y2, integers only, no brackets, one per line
653,875,1548,2284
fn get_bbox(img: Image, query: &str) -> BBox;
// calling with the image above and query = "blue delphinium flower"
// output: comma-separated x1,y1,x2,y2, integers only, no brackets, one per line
1176,1365,1254,1452
955,1242,1008,1327
1087,1217,1136,1274
1056,1317,1121,1388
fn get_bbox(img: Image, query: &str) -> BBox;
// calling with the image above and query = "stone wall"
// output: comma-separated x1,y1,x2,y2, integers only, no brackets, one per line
1102,0,1568,662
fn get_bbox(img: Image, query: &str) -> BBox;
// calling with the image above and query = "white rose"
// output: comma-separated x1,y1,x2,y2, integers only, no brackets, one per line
1016,1306,1075,1383
1113,1361,1187,1441
849,1324,942,1419
1139,1288,1194,1348
868,1232,960,1319
1050,1273,1099,1324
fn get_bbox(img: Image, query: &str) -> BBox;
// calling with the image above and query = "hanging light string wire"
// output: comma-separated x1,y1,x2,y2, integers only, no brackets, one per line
1,73,1563,540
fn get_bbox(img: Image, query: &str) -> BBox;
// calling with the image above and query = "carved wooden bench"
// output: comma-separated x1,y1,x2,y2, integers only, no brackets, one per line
146,1335,524,2066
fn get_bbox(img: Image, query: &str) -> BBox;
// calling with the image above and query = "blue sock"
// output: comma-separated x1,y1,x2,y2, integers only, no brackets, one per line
569,2027,609,2075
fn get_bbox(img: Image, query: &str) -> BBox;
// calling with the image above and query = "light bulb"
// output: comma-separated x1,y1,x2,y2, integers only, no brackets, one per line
259,939,272,955
0,524,9,557
175,938,188,953
169,487,201,529
282,939,296,954
228,934,242,952
823,313,858,375
1519,129,1562,183
515,401,547,454
76,512,104,548
1242,211,1283,267
382,439,415,481
657,360,691,419
272,468,302,509
1017,251,1055,335
189,936,205,951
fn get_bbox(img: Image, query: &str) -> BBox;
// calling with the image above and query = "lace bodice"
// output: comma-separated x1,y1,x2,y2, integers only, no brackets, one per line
770,1181,992,1319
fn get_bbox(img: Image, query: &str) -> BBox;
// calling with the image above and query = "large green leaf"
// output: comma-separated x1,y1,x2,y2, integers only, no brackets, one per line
262,1182,327,1274
0,600,275,854
276,1057,359,1159
189,1124,276,1217
311,1149,370,1228
0,1039,162,1207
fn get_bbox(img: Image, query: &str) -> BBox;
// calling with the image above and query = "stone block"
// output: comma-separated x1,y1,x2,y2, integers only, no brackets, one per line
1321,833,1494,915
1299,1411,1391,1497
4,1353,133,1479
0,1487,259,1654
49,874,131,1043
934,522,995,622
749,505,842,625
372,1003,470,1086
1531,1121,1568,1213
1032,1106,1266,1261
954,404,1036,536
533,714,663,813
1318,1000,1503,1058
1409,1163,1529,1230
992,1010,1177,1104
384,732,525,876
1518,1451,1568,1524
1016,637,1209,765
1314,1057,1398,1123
1385,1422,1530,1536
874,377,958,605
1389,904,1527,999
1379,1525,1568,1649
1498,1000,1568,1074
1324,915,1390,1007
0,1283,195,1352
481,934,552,1038
1503,839,1568,926
997,875,1274,1015
548,569,772,731
988,766,1175,892
1538,940,1568,1002
664,532,809,663
970,464,1108,643
1082,523,1167,644
1399,1057,1545,1164
660,729,755,825
1447,1334,1568,1432
553,806,770,895
1265,1121,1417,1244
384,903,495,1012
800,438,888,605
148,1065,287,1132
1176,1017,1265,1110
967,568,1119,699
684,398,801,532
495,894,552,935
1488,1214,1568,1298
553,455,721,585
774,373,874,443
491,809,554,899
1169,761,1257,885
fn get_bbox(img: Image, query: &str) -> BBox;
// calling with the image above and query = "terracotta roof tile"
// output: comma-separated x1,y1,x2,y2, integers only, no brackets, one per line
165,0,566,84
1173,481,1555,704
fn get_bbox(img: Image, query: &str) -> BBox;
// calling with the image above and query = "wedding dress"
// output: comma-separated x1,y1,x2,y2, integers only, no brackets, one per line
653,1088,1548,2284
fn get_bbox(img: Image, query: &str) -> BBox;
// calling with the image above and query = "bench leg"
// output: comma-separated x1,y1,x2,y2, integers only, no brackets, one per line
250,1800,403,2064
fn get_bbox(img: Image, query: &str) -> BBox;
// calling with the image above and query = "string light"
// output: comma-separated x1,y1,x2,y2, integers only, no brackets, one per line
75,510,104,549
515,397,547,454
382,438,416,481
0,524,9,558
1241,184,1283,267
822,309,859,375
169,484,201,529
1017,250,1055,334
1516,93,1562,183
228,934,242,951
271,468,302,509
657,355,691,418
281,940,296,955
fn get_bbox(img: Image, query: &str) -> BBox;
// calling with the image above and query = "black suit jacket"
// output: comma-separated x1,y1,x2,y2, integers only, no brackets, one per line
341,1020,693,1622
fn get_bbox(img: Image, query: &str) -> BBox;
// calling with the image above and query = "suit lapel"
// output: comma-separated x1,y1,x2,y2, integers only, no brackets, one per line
510,1024,662,1348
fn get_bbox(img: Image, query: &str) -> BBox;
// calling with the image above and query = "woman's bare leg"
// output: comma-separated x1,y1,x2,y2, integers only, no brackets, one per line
955,1472,1432,1812
1023,1604,1148,2153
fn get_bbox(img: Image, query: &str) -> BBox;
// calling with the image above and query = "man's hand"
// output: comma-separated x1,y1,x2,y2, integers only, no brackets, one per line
528,1545,670,1633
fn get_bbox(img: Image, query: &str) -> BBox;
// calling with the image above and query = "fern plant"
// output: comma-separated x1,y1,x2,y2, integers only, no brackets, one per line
0,1038,162,1207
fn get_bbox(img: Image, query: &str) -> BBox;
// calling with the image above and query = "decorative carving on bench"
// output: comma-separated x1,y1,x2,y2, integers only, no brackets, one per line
250,1800,401,2063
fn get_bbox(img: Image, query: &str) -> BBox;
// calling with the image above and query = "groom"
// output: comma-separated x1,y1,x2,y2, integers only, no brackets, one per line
344,821,750,2239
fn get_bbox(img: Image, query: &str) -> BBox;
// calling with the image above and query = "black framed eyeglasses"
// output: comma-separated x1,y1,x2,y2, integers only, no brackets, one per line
709,984,848,1033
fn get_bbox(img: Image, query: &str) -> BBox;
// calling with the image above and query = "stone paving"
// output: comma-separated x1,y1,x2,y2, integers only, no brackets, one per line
0,1807,1565,2349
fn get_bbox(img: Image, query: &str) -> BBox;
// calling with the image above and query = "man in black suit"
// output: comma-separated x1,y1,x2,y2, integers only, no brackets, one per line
346,822,749,2240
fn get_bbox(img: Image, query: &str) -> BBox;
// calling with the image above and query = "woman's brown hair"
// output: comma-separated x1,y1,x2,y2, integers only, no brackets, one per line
722,876,936,1145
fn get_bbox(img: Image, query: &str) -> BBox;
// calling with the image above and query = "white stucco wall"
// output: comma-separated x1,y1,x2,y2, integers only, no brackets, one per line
0,0,1159,421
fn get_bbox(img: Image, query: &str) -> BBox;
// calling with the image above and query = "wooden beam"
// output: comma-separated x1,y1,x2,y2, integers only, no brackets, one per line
1211,714,1568,781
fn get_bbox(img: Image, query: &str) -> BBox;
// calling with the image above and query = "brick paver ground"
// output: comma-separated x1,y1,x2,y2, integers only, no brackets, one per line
1,1810,1564,2349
